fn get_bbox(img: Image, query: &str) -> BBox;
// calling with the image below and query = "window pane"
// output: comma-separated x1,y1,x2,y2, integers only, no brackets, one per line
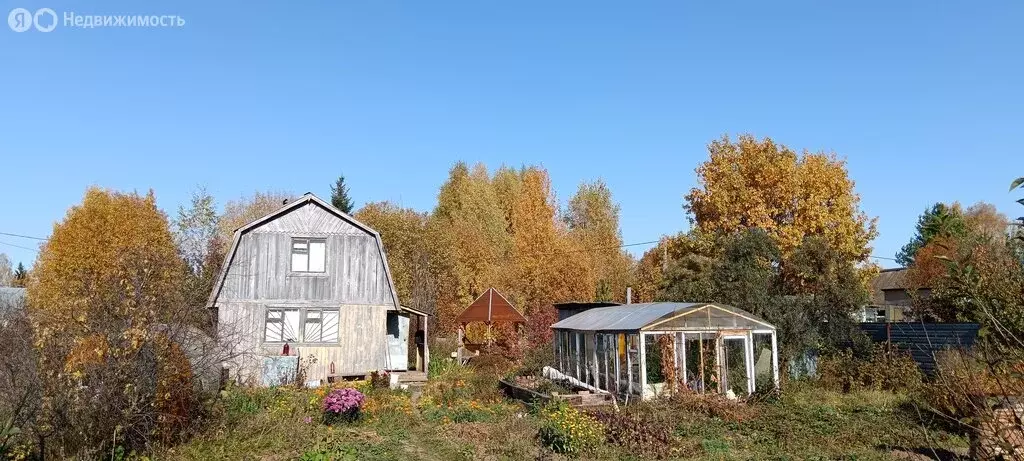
753,333,773,392
291,251,308,272
304,310,322,342
292,240,308,251
321,310,339,342
282,310,300,342
309,240,326,272
264,310,282,342
265,309,299,342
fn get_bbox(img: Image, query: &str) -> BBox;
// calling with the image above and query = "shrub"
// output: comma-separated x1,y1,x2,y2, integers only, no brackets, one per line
665,391,759,423
322,388,365,424
469,352,514,377
589,408,675,459
369,370,390,389
922,348,1024,422
427,338,458,378
0,305,40,458
817,346,922,393
537,402,604,456
517,343,554,376
422,361,502,403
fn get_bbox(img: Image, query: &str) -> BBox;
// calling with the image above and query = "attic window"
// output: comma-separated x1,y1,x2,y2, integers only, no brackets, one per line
291,238,326,272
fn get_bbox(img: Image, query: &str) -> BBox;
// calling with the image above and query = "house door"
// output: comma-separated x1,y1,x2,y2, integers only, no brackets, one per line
386,313,410,371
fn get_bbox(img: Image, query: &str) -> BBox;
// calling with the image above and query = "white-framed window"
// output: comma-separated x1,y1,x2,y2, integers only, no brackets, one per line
265,307,340,343
264,308,300,342
304,308,340,343
291,237,326,273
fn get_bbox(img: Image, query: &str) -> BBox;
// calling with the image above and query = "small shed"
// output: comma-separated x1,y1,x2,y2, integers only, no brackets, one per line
554,301,622,321
550,302,779,401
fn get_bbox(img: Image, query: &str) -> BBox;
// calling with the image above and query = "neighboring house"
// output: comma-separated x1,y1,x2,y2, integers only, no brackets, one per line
860,268,929,322
208,193,428,385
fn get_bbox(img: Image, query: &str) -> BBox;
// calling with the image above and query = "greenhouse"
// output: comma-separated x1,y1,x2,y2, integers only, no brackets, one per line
550,302,779,401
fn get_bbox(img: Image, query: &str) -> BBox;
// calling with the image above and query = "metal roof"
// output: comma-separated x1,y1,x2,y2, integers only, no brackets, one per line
553,302,622,309
550,302,775,332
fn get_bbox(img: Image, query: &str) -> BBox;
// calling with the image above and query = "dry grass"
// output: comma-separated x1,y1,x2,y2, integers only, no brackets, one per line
159,362,970,461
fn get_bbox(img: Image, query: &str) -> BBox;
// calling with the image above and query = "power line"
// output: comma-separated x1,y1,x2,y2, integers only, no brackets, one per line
0,228,902,263
0,231,48,241
0,240,39,252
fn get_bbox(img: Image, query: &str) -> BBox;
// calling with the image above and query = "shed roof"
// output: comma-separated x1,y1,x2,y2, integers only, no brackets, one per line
873,268,911,291
550,302,775,332
455,288,526,324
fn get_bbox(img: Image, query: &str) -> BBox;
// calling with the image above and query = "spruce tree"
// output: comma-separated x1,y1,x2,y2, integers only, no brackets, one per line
330,175,354,214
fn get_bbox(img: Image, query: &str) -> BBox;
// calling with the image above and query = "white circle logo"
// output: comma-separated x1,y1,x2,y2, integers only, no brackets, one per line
8,8,32,32
33,8,56,32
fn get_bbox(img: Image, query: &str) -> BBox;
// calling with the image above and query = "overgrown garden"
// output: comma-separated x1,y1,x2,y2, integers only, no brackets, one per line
0,135,1022,459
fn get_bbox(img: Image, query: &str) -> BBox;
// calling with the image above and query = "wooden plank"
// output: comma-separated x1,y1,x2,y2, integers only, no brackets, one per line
220,232,392,305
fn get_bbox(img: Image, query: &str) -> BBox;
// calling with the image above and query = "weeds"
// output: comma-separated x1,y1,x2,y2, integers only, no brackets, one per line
590,408,675,459
155,361,969,460
537,401,604,456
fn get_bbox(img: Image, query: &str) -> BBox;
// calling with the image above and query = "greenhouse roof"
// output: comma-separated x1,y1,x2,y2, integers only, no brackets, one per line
549,302,775,332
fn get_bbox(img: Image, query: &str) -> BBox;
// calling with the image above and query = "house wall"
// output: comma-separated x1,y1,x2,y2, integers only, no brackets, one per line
214,201,396,383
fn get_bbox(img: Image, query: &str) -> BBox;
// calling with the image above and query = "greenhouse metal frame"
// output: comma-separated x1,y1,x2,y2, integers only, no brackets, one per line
550,302,779,401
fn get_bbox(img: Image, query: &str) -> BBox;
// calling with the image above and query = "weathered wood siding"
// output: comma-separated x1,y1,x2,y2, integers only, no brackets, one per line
218,203,394,305
300,305,389,377
214,200,398,384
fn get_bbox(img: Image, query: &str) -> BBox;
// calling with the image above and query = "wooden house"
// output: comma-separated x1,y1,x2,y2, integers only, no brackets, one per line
208,193,428,385
861,268,926,322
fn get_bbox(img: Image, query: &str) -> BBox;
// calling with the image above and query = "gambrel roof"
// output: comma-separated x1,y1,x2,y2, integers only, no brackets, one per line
206,193,402,312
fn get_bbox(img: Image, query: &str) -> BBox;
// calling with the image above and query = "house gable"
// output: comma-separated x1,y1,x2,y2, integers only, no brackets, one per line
207,194,400,310
250,201,363,235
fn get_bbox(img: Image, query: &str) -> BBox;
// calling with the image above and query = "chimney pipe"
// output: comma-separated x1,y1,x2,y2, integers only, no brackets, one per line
626,287,632,304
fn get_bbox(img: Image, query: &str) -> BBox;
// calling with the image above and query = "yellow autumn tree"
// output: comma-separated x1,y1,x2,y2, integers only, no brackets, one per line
369,161,630,342
508,167,561,313
217,190,295,253
355,201,432,310
28,188,197,456
427,162,510,332
504,167,597,342
564,180,632,302
685,134,878,263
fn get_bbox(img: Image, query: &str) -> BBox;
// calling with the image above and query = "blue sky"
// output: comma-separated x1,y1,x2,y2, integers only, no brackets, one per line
1,1,1022,269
